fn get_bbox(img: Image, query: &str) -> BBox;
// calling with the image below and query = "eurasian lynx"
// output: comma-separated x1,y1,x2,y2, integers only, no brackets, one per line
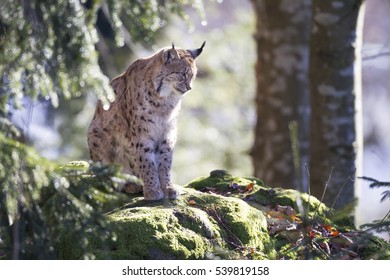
87,42,205,200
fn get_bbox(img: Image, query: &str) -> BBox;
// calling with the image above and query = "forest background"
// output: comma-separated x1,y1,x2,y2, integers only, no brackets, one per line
1,0,389,241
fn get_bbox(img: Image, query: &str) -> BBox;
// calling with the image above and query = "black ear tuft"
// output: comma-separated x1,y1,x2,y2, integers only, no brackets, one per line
188,41,206,59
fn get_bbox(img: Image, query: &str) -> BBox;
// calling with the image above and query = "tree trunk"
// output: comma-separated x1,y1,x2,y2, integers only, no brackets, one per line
252,0,311,189
309,0,363,208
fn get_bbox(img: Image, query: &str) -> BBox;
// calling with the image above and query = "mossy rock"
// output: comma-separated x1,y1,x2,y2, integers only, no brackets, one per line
53,169,390,260
186,170,329,219
184,170,390,260
57,186,274,259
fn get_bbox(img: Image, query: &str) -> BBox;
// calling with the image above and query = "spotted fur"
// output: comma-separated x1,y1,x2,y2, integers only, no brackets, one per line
87,42,205,200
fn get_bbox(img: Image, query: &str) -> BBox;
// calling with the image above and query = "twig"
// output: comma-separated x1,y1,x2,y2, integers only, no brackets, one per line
206,207,244,250
313,167,334,219
379,209,390,224
320,167,334,204
330,169,356,209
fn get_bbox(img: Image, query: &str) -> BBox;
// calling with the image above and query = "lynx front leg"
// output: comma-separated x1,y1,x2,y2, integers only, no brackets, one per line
158,140,180,199
136,143,164,201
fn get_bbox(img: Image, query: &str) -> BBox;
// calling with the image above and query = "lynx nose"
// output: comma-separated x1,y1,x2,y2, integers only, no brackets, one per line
186,84,192,91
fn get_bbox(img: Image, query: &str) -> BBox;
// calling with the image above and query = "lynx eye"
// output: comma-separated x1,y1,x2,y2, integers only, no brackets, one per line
174,72,186,79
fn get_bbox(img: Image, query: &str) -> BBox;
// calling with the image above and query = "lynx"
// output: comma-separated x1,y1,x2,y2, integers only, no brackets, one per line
87,42,205,200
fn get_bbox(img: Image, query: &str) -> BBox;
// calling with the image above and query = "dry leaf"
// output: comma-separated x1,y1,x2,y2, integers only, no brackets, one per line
188,200,197,205
323,224,333,232
244,182,255,192
330,230,340,237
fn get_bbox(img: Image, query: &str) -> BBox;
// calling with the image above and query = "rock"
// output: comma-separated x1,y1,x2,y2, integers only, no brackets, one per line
186,172,327,219
58,187,274,259
209,169,231,178
52,168,390,260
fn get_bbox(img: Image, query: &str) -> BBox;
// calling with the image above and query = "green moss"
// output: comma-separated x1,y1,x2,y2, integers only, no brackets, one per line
185,170,262,195
106,189,272,259
185,170,329,220
56,183,275,260
204,195,267,247
172,207,221,239
252,188,329,218
100,207,214,259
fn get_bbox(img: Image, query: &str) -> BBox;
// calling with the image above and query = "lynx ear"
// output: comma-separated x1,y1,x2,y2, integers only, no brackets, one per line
188,41,206,59
110,74,126,97
163,43,180,64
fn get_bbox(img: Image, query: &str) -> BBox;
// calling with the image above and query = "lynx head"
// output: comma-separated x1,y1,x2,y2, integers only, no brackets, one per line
156,42,205,98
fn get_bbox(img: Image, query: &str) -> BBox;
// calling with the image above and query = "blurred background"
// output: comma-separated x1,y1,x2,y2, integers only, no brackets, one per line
359,0,390,239
6,0,390,238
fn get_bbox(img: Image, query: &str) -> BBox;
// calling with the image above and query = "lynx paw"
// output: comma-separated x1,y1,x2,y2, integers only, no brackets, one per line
143,188,164,201
165,185,181,200
123,181,143,194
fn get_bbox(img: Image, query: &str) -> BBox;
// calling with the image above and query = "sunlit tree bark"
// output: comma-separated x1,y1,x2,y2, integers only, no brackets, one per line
251,0,311,189
309,0,363,208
